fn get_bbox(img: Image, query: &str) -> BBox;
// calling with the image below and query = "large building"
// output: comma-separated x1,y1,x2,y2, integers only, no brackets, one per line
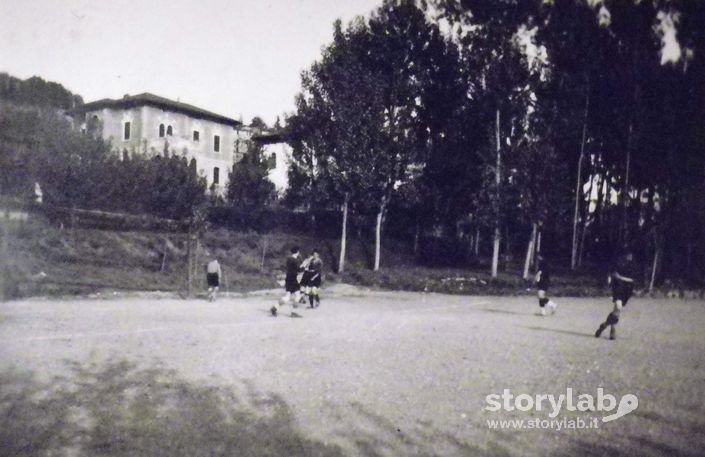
71,92,292,194
251,131,292,194
71,93,251,193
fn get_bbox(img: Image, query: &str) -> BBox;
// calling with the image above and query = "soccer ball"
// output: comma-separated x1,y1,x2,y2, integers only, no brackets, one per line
278,297,288,307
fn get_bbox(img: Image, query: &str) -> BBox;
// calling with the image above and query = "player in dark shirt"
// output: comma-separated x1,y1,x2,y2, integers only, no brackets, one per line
535,256,558,316
271,246,304,317
595,250,636,340
301,249,323,308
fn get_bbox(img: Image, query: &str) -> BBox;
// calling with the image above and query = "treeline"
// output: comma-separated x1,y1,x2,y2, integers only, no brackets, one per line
0,103,208,220
0,73,83,110
285,0,705,287
0,76,276,222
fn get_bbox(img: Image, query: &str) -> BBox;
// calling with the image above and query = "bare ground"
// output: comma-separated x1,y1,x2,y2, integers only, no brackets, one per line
0,285,703,456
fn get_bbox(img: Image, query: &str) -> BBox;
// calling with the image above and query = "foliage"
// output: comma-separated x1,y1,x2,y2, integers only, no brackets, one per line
0,99,207,220
0,73,82,110
226,143,276,211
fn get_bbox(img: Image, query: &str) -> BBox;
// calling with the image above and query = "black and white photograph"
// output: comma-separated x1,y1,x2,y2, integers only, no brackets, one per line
1,1,704,455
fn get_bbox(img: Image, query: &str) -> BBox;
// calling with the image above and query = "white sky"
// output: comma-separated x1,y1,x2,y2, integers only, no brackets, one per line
0,0,381,126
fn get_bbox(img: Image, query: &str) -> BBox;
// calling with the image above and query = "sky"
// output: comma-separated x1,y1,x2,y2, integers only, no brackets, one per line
0,0,381,126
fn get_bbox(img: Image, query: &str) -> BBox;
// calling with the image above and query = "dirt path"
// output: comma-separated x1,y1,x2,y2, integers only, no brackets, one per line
1,286,704,456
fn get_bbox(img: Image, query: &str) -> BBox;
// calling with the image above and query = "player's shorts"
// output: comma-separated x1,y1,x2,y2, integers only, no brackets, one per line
300,271,314,287
285,277,300,293
308,272,321,288
536,278,550,291
301,271,321,288
206,273,219,287
612,280,634,306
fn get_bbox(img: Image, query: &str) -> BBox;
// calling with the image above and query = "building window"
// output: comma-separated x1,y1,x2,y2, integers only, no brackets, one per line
167,125,173,136
269,152,277,169
189,158,197,172
159,124,165,137
193,130,200,142
123,121,131,140
214,135,220,152
213,167,220,185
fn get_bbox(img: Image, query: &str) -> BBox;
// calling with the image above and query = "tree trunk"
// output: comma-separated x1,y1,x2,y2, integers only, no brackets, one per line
192,237,200,295
578,218,588,268
474,226,480,256
261,235,268,270
523,222,538,280
186,232,193,297
0,216,7,300
338,193,348,273
649,231,661,294
413,219,420,257
160,236,168,273
572,82,590,270
491,109,502,278
622,121,634,244
578,172,595,268
374,197,386,271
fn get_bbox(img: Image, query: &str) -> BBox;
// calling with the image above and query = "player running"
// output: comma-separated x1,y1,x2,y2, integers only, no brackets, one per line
595,250,636,340
301,249,322,308
205,258,223,302
535,256,557,316
271,246,304,317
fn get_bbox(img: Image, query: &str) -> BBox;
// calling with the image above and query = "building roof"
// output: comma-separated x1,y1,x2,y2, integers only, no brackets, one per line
251,130,286,144
72,92,241,128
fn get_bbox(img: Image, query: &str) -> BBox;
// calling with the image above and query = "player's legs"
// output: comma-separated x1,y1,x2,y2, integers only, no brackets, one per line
206,273,219,301
547,298,558,314
292,290,302,308
537,290,548,316
306,286,314,307
596,280,632,339
273,291,292,317
311,286,320,306
608,300,623,339
596,299,623,339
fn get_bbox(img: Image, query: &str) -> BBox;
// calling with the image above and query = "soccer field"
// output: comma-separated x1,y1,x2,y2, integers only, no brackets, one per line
0,286,703,457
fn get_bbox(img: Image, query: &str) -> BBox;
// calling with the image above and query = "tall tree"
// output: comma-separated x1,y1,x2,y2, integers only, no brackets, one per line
433,0,534,277
290,0,458,271
227,143,275,211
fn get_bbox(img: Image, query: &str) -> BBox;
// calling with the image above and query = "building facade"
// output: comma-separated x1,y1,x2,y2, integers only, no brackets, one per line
72,93,246,193
251,131,293,194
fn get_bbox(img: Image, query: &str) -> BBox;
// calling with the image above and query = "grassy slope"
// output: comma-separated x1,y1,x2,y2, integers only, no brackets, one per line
1,215,607,299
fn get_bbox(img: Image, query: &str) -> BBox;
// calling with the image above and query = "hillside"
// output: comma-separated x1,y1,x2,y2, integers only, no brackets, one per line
0,213,611,301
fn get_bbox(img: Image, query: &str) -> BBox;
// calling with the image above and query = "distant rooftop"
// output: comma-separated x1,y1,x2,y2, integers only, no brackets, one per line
73,93,241,128
252,130,286,144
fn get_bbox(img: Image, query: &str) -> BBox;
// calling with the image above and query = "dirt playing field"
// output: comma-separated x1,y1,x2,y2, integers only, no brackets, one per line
1,285,704,457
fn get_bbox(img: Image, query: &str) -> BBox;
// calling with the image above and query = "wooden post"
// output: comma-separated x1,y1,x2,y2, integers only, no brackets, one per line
491,109,501,278
338,193,348,273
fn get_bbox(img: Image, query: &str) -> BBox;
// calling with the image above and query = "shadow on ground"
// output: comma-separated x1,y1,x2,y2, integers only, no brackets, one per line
523,325,597,339
2,359,702,457
0,360,343,457
0,360,507,457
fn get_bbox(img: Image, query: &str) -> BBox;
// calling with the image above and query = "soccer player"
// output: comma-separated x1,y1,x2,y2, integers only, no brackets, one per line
271,246,304,317
302,249,322,308
205,258,222,302
535,256,557,316
595,250,636,340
